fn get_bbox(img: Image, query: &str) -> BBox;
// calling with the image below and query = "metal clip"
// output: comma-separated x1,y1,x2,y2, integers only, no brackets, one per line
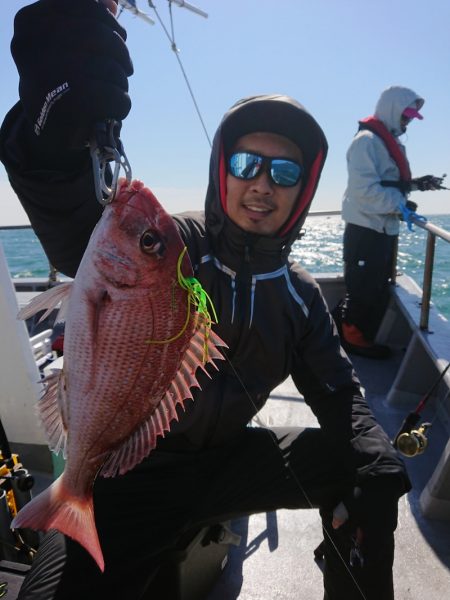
90,119,132,206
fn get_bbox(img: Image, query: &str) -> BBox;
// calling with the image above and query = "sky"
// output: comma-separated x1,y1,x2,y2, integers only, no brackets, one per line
1,0,450,226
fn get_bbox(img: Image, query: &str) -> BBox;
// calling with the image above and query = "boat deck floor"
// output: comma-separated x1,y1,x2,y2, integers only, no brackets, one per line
206,349,450,600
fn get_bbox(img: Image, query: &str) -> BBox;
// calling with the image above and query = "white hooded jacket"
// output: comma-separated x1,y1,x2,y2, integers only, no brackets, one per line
342,86,424,235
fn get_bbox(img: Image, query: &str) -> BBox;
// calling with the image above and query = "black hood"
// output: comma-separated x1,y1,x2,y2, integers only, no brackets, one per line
204,94,328,252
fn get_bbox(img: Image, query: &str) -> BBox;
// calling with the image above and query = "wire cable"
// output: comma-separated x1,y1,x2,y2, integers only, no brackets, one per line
148,1,212,146
118,5,368,596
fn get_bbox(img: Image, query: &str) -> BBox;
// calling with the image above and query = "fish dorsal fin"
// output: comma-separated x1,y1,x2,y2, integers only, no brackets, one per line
38,370,69,458
18,282,72,323
100,320,227,478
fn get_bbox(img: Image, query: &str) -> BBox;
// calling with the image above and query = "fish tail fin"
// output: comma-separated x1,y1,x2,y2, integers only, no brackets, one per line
11,476,104,571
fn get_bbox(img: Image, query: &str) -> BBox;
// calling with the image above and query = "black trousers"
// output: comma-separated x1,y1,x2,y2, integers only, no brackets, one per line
342,223,397,341
18,427,397,600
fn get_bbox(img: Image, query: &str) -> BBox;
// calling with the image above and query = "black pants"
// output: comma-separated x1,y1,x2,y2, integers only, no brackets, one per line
18,427,397,600
342,223,397,341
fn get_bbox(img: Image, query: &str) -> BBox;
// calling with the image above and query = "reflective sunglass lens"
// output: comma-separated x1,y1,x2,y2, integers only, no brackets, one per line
229,152,302,187
230,153,262,179
271,159,302,187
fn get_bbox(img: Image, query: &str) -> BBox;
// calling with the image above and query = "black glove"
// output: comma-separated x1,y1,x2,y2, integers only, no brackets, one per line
332,476,405,532
11,0,133,152
411,175,441,191
405,200,417,212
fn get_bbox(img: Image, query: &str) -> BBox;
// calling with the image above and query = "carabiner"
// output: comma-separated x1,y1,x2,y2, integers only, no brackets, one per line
90,119,132,206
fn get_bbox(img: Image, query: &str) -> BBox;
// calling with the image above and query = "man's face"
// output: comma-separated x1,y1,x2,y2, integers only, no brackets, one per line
226,132,303,236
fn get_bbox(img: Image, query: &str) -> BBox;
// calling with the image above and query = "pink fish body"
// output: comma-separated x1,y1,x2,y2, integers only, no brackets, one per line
12,179,225,570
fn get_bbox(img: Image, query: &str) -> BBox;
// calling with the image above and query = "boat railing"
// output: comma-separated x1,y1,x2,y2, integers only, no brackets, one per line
306,210,450,330
408,215,450,330
2,214,450,329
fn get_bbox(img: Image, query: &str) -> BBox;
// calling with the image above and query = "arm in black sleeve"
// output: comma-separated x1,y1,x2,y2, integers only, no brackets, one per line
291,282,410,494
0,0,133,276
0,102,103,277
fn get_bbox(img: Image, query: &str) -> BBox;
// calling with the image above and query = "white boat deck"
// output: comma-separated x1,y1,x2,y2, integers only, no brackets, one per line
207,356,450,600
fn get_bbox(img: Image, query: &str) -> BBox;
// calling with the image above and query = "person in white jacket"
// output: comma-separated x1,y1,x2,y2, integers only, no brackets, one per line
339,85,440,359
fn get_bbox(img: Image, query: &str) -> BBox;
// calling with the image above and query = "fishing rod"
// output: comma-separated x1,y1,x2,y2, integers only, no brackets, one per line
393,361,450,457
429,173,449,190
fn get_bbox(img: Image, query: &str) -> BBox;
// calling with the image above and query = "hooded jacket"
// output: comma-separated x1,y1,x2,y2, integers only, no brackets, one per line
0,94,409,490
342,86,424,235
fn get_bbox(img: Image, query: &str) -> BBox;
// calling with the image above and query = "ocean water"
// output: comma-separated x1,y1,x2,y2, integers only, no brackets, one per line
1,214,449,319
292,213,450,320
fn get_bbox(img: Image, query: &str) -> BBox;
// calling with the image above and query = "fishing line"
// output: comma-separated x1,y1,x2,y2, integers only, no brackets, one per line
118,5,366,595
146,247,217,361
223,354,368,600
145,5,367,585
147,1,212,147
425,386,450,431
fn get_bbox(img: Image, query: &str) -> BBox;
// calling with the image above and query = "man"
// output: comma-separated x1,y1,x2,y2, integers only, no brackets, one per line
340,85,440,359
1,2,409,599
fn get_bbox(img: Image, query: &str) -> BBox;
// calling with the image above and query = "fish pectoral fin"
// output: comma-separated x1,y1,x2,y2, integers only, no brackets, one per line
18,281,73,323
100,321,227,479
39,370,68,457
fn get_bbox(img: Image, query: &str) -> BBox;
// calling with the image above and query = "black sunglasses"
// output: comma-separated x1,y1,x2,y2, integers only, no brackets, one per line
229,152,303,187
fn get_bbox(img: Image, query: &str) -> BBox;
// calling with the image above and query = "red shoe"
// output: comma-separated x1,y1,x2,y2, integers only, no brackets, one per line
342,323,372,347
341,323,391,359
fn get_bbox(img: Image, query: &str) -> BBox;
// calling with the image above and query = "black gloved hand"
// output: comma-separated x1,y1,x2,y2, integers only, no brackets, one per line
405,200,418,212
332,476,405,532
412,175,441,191
11,0,133,152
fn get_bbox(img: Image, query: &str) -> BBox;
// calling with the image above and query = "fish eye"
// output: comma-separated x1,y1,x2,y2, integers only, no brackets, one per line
140,230,164,255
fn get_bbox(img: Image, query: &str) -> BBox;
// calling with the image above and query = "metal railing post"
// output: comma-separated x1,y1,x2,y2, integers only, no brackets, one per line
391,235,399,285
420,231,436,330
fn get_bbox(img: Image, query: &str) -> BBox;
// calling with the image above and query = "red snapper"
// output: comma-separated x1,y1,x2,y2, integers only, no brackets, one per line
12,179,225,571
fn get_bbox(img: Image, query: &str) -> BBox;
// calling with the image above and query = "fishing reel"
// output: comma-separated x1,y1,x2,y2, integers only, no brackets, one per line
0,431,38,564
431,173,449,190
392,363,450,458
392,409,432,458
394,422,431,458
